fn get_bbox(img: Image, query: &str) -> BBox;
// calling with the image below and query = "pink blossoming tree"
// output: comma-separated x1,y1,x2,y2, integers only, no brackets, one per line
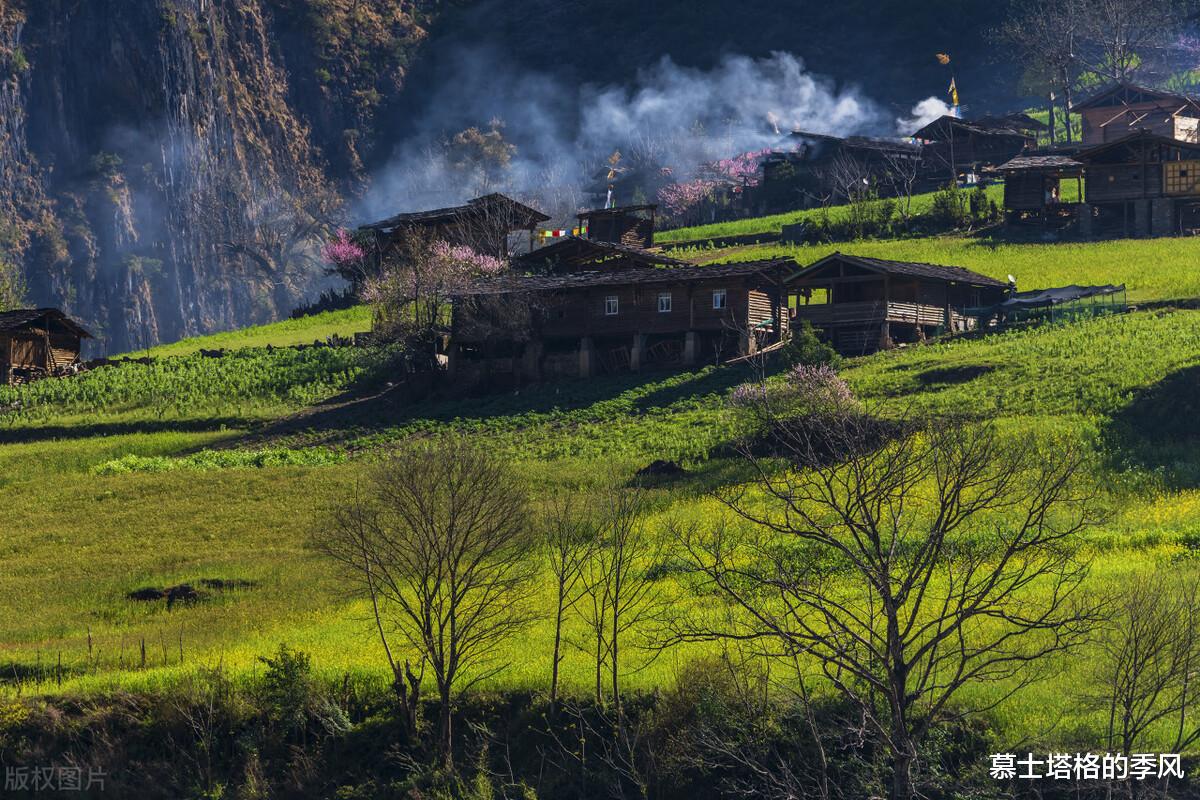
362,233,508,367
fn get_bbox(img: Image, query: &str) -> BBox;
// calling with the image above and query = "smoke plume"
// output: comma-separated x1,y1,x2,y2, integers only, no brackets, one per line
897,97,955,134
360,50,893,225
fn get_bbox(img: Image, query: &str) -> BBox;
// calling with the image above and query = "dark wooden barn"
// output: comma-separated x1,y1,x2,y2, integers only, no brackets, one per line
912,116,1034,181
1073,83,1200,146
758,131,926,211
0,308,93,384
448,258,796,384
576,205,657,248
1076,130,1200,236
356,194,550,281
996,153,1084,223
785,253,1007,355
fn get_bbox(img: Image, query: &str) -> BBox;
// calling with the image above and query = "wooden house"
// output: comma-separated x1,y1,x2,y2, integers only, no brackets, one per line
912,116,1034,181
1076,130,1200,236
356,194,550,281
1073,83,1200,146
759,131,926,210
0,308,93,384
448,259,795,384
576,205,657,248
785,253,1007,355
996,153,1084,223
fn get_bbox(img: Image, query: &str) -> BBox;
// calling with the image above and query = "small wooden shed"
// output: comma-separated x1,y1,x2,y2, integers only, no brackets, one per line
997,154,1084,222
576,205,658,248
0,308,93,384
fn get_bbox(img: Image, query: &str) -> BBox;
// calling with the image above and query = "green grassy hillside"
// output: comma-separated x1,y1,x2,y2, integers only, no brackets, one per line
681,235,1200,302
657,184,1009,243
3,227,1200,752
125,306,372,358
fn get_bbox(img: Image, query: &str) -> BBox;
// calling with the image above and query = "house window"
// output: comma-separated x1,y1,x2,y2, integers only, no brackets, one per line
712,289,727,310
658,292,672,313
605,295,619,315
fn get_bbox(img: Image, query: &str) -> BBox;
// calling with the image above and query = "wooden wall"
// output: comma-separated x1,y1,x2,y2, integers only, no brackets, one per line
1004,173,1050,210
455,278,786,344
1081,107,1200,146
1086,163,1160,203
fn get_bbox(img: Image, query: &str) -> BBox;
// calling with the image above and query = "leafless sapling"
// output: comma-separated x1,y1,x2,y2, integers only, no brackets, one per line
670,408,1101,800
316,439,538,768
541,493,600,711
1091,567,1200,758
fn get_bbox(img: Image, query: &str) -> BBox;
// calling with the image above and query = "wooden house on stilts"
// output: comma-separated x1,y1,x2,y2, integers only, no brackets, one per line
785,254,1008,355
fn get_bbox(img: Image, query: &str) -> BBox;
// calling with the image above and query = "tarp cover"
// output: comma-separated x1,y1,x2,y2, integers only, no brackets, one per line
998,284,1125,310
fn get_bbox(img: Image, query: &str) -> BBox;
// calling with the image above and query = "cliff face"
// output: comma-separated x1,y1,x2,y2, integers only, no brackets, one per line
0,0,426,353
0,0,1017,353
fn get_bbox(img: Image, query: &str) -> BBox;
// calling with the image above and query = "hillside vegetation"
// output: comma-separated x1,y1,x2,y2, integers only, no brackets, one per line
4,208,1200,795
125,306,372,358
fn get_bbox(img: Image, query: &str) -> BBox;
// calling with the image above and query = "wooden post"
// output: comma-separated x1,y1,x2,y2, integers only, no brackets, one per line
878,321,892,351
630,333,646,372
578,337,595,377
683,331,698,366
521,340,543,382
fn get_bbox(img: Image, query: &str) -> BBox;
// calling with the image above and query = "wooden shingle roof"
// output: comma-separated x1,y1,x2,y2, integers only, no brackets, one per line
0,308,93,338
360,193,550,232
790,253,1007,288
1071,82,1200,112
454,258,797,296
996,154,1084,172
515,237,689,271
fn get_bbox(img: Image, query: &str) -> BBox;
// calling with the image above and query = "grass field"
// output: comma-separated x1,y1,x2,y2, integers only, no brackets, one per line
3,228,1200,752
125,306,372,358
657,183,1009,243
679,234,1200,302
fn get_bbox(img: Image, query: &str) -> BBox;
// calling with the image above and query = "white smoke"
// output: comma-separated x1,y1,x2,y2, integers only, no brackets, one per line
359,51,889,226
897,97,955,135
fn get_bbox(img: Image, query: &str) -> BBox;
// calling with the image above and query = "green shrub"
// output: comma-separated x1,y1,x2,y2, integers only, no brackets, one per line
780,320,841,368
258,644,316,737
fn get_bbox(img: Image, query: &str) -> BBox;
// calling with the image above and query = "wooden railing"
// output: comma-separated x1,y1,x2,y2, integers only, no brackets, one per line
794,301,950,327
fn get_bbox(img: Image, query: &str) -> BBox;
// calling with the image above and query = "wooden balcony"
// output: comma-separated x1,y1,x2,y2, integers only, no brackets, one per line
794,301,951,328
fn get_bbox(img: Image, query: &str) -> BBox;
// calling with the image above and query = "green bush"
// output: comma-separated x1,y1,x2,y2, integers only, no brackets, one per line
780,320,841,368
258,644,316,737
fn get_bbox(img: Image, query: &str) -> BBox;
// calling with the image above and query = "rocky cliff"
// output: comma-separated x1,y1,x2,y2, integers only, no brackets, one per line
0,0,1020,353
0,0,426,353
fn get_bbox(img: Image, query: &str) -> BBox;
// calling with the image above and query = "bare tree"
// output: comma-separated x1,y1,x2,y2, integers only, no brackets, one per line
316,439,538,768
1079,0,1185,83
669,410,1101,800
575,483,666,715
1091,568,1200,756
576,549,611,707
542,494,600,712
223,187,340,317
818,151,870,207
881,146,924,233
601,485,667,716
998,0,1086,144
